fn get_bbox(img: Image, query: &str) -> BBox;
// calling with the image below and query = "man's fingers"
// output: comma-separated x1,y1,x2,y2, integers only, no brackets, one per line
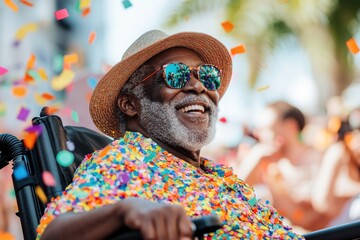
140,218,156,240
177,208,193,238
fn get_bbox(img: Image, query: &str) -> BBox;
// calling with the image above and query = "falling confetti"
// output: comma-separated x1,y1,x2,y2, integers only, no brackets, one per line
4,0,18,12
219,117,227,123
51,69,75,91
256,85,270,92
15,23,38,41
38,68,48,80
87,76,98,89
26,53,36,69
55,8,69,20
346,38,360,54
230,45,246,55
14,165,28,180
63,53,79,65
56,150,74,167
24,132,38,150
82,8,91,16
20,0,33,6
35,185,47,203
79,0,91,9
88,31,96,45
0,102,6,117
122,0,132,9
17,107,30,121
12,86,27,97
0,66,8,76
34,92,48,106
221,20,234,33
41,92,55,101
27,69,42,81
71,110,79,123
42,171,56,187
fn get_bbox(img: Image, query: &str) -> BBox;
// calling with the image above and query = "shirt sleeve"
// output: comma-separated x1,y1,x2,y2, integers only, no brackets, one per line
36,143,152,239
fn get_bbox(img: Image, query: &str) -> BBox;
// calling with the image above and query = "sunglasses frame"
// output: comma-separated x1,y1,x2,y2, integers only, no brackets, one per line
140,62,222,91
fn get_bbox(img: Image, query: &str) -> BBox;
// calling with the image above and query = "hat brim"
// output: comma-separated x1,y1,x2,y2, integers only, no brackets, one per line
90,32,232,138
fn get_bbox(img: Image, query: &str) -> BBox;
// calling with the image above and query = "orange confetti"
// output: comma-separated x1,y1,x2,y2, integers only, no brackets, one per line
64,53,78,65
41,93,55,101
98,145,111,158
0,232,15,240
346,38,360,54
12,86,27,97
86,92,92,102
221,20,234,33
46,106,60,115
38,68,48,80
35,186,47,203
20,0,33,7
24,73,34,83
4,0,18,12
26,54,36,69
82,7,91,16
230,45,246,55
23,132,37,149
88,31,96,45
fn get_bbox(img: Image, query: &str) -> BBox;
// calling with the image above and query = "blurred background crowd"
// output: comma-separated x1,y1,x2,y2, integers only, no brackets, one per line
1,0,360,239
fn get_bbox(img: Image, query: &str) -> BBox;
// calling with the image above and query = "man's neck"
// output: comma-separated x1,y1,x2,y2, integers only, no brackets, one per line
126,126,202,168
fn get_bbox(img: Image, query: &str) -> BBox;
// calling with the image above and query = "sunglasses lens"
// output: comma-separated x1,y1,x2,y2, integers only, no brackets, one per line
198,65,221,90
163,63,190,89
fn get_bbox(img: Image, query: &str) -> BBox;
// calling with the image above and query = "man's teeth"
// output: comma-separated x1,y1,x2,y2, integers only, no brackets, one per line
180,105,205,113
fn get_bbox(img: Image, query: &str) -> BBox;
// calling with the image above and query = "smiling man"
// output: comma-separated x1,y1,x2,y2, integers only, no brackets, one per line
37,30,303,239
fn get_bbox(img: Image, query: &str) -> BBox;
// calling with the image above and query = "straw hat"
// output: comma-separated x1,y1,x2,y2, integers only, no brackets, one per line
90,30,232,138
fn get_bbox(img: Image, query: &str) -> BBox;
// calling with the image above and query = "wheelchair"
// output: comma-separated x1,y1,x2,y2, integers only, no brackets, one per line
0,107,359,240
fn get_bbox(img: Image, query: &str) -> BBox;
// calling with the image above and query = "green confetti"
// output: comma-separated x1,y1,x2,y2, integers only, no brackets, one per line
71,110,79,123
0,102,6,117
53,55,63,73
248,197,257,207
122,0,132,9
27,69,42,82
56,150,74,167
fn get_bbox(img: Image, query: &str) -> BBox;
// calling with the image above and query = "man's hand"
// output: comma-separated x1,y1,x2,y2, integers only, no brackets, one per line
118,198,193,240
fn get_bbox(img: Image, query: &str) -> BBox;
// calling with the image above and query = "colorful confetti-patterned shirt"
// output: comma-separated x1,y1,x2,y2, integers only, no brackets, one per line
37,131,303,239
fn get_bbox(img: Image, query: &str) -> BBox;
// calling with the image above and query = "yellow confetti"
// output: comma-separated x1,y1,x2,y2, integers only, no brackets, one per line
256,85,270,92
64,53,78,65
79,0,91,9
35,185,47,203
15,23,38,40
51,70,75,91
4,0,18,12
38,68,48,80
0,102,6,117
34,92,47,106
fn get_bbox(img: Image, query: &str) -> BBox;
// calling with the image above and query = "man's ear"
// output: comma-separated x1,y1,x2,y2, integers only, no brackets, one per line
117,94,139,117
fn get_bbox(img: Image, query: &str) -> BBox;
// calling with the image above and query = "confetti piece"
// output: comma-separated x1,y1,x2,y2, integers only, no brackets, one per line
71,110,79,123
55,8,69,21
35,186,47,203
41,93,55,101
64,53,79,66
88,31,96,45
20,0,33,6
23,132,39,150
256,85,270,92
15,23,38,40
79,0,91,9
82,7,91,16
98,145,111,158
219,117,227,123
0,66,8,76
34,92,47,106
230,45,246,55
221,20,234,33
122,0,132,9
86,92,92,102
17,107,30,121
46,106,59,115
42,171,56,186
51,69,75,91
87,76,98,89
24,125,42,134
0,102,6,117
346,38,360,54
4,0,18,12
66,141,75,151
27,69,41,81
56,150,74,167
53,55,63,73
12,85,27,97
38,68,48,80
26,54,36,69
14,165,28,180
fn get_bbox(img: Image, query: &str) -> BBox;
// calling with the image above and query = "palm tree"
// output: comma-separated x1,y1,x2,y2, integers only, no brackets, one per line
165,0,360,108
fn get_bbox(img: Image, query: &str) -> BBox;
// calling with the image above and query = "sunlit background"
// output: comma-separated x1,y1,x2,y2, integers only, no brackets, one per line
1,0,360,238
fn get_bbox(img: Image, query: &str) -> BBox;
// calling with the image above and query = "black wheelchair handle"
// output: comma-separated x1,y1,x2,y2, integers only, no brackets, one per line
108,215,223,240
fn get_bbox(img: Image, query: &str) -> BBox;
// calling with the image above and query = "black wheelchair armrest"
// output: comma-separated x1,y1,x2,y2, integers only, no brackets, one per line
303,220,360,240
108,215,223,240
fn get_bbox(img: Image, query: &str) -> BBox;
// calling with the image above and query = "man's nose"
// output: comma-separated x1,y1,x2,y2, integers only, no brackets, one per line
183,74,207,94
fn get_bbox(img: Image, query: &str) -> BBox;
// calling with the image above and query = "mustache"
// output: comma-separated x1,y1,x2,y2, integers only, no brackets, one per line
170,94,218,114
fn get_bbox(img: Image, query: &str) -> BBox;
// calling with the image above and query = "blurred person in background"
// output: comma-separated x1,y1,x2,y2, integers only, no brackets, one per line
312,107,360,227
234,101,324,231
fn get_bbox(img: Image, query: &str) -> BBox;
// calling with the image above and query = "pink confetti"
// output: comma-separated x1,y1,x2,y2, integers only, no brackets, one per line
0,66,8,76
17,107,30,121
42,171,56,186
219,117,227,123
55,8,69,20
